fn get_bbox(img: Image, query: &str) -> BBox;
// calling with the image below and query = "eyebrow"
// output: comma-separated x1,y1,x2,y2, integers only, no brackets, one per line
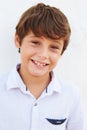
29,35,40,38
52,40,63,46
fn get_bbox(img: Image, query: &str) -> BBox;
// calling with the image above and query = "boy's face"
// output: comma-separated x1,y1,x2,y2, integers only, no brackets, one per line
15,31,64,78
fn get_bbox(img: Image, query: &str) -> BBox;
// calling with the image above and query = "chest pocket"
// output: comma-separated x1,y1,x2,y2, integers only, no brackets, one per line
46,118,66,125
44,118,67,130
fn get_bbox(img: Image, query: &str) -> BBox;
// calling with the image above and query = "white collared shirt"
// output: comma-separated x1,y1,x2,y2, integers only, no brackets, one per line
0,64,84,130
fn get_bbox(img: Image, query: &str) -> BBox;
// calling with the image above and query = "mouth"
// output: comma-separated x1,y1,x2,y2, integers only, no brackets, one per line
31,59,49,67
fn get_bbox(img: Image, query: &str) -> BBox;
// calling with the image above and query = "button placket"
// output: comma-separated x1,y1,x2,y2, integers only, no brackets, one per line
31,102,39,130
34,102,38,106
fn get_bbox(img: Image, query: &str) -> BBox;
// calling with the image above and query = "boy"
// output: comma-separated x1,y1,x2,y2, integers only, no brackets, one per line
0,3,84,130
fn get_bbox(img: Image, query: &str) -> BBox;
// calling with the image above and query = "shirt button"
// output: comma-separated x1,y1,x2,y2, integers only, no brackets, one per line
34,103,38,106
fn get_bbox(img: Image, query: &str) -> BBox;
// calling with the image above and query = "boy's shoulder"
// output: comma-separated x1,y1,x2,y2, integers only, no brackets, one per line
0,72,9,90
0,72,9,80
57,74,80,97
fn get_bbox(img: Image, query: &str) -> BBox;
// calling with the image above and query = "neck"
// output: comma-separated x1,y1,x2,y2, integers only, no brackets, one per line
18,68,51,99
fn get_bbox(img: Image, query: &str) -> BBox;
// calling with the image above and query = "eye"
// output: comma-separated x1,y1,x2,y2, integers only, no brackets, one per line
51,46,59,49
32,41,39,44
30,41,41,46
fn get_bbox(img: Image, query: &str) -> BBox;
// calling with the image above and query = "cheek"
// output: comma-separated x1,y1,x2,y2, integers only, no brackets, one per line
51,54,60,64
20,49,29,62
21,47,34,56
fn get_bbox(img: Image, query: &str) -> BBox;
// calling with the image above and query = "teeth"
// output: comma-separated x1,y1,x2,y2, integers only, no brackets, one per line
34,60,46,67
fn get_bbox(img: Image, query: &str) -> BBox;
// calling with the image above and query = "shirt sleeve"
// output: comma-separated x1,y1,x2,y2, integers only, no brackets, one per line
66,87,85,130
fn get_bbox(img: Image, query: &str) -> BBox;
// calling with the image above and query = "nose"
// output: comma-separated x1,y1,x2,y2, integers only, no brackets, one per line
38,47,49,59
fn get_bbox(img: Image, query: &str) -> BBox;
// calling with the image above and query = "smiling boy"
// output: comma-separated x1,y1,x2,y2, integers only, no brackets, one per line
0,3,84,130
15,31,64,98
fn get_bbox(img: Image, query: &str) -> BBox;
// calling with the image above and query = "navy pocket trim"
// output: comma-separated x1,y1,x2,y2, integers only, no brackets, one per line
46,118,66,125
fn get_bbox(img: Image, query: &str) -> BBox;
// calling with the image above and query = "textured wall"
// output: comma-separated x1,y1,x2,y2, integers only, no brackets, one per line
0,0,87,127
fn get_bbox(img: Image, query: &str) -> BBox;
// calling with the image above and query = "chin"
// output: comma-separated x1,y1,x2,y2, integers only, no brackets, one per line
31,73,45,77
30,70,48,77
28,67,49,77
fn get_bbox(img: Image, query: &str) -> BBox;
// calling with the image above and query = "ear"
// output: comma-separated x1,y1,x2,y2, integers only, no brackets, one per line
14,33,21,48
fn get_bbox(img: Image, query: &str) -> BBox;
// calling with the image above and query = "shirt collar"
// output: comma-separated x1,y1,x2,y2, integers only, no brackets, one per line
7,64,27,92
6,64,62,94
46,71,62,95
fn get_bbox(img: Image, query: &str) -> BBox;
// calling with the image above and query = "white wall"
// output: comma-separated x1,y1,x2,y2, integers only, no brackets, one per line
0,0,87,127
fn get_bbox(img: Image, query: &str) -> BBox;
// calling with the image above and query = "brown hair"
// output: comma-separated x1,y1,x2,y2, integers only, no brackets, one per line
16,3,71,53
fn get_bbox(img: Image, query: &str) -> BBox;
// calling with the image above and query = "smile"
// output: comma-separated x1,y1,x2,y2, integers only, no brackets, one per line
31,59,49,67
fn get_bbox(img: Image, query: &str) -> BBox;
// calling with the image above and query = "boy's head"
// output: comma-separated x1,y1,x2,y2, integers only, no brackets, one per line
15,3,71,54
